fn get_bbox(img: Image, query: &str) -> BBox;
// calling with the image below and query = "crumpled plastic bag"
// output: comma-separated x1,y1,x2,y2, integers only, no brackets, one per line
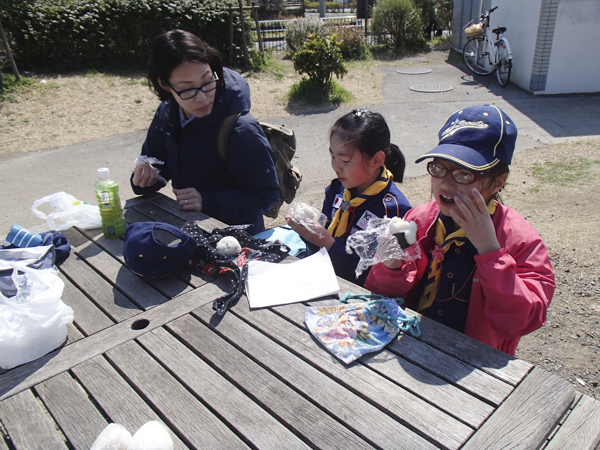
0,262,74,369
286,200,327,238
134,155,168,185
345,217,421,278
31,191,101,231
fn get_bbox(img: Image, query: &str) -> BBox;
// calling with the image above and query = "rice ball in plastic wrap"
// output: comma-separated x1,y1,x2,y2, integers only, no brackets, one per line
216,236,242,256
287,201,327,237
128,421,174,450
387,217,417,249
90,423,132,450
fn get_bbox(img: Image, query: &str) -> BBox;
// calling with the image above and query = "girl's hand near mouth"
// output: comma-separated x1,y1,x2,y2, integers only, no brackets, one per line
449,188,501,255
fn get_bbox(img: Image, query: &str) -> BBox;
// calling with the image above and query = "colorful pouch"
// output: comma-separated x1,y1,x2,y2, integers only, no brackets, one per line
305,293,420,364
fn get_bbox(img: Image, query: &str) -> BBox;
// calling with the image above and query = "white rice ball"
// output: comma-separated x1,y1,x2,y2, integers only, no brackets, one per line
294,202,321,223
128,421,173,450
216,236,242,256
90,423,132,450
388,218,417,246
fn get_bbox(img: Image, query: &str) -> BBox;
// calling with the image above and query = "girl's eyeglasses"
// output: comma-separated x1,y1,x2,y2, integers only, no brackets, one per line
427,161,490,185
169,73,219,100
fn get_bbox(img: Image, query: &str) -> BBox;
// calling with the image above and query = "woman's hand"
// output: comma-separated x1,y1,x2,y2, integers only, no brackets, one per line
173,188,203,211
285,216,335,250
132,162,159,188
449,188,500,255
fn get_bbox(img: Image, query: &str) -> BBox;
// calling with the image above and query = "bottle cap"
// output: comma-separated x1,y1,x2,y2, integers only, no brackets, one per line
98,168,110,179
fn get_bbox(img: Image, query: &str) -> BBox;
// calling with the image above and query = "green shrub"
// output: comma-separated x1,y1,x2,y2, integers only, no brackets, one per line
370,0,425,50
292,33,347,100
285,17,327,53
289,78,352,105
0,0,253,72
329,26,370,60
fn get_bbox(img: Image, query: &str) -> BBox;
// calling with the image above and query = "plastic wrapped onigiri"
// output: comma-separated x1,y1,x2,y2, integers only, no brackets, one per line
216,236,242,256
292,202,323,224
90,423,132,450
128,421,174,450
387,217,417,249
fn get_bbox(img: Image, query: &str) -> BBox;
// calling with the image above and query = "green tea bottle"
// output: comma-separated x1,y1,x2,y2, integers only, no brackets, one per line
94,168,126,238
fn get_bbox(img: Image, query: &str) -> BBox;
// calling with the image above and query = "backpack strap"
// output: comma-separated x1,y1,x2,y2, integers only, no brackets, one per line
217,113,242,165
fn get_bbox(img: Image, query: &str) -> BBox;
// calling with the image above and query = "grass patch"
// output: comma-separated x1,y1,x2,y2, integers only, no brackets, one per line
0,74,36,100
288,78,353,106
530,157,600,187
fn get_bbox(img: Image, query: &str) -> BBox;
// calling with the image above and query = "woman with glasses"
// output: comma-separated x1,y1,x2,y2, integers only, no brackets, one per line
365,105,555,356
131,30,279,233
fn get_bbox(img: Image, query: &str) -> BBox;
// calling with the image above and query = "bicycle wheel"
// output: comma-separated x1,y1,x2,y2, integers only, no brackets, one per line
463,37,494,76
496,41,512,87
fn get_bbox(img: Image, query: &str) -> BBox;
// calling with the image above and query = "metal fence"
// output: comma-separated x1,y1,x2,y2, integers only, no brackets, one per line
257,16,361,50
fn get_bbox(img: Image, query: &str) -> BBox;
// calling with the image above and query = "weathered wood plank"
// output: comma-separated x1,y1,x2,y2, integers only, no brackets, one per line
544,394,600,450
36,372,108,450
462,366,576,449
65,323,84,344
148,195,227,230
190,301,450,449
233,300,477,446
58,271,115,336
269,299,508,411
59,252,141,322
139,327,312,450
386,334,513,405
0,282,224,401
106,340,248,449
0,389,67,449
413,313,532,385
167,314,406,450
71,355,187,449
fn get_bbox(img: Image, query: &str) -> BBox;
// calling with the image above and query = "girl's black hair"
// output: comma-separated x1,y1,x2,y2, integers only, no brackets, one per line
330,109,406,182
486,162,510,202
147,29,224,102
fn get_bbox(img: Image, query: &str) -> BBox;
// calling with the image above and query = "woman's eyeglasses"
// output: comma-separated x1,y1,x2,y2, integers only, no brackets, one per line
427,161,490,185
169,73,220,100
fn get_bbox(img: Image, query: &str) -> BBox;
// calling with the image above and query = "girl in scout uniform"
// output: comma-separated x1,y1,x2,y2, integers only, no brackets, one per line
286,109,412,286
365,105,555,356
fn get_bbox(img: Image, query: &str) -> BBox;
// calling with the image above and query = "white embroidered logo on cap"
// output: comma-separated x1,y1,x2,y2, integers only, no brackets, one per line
440,119,488,140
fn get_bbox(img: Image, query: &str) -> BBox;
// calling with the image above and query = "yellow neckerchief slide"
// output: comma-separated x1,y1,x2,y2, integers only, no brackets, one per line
327,167,393,238
418,200,497,311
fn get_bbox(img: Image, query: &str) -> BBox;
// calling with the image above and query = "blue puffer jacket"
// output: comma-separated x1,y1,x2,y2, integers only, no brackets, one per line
132,67,280,233
323,178,412,287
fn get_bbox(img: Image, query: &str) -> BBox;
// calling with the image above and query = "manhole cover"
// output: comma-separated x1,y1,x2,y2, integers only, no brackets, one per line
401,57,429,63
397,67,433,75
410,84,453,93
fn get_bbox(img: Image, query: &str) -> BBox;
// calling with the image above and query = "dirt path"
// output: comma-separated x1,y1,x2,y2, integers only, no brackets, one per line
1,49,599,401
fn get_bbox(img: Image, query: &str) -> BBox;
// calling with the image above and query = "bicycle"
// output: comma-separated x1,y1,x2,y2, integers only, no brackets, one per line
462,6,512,87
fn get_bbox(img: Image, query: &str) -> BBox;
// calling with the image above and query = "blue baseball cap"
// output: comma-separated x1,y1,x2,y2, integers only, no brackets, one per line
123,222,197,278
415,105,518,171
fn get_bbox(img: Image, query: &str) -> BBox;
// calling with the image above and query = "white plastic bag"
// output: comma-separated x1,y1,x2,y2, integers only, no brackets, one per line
0,263,74,369
31,191,102,231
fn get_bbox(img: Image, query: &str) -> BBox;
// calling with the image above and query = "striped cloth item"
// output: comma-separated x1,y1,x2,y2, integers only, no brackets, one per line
5,225,43,248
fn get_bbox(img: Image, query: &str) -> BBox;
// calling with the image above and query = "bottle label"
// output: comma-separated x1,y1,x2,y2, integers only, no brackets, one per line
99,192,111,207
107,226,116,237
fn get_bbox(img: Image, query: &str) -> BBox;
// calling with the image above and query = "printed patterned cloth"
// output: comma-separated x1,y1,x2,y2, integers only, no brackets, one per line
305,295,419,364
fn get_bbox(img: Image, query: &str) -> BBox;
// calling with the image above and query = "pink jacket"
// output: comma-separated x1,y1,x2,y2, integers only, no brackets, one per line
365,200,555,356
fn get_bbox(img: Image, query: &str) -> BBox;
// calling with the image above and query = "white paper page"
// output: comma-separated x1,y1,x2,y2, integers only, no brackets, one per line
246,248,340,308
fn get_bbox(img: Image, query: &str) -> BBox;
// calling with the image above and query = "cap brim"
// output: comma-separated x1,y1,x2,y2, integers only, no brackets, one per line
415,143,500,171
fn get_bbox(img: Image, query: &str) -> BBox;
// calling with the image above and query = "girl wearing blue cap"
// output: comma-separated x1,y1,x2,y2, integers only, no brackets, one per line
286,109,412,286
365,105,555,355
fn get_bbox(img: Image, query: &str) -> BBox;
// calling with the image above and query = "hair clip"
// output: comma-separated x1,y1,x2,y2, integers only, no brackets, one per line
352,107,372,118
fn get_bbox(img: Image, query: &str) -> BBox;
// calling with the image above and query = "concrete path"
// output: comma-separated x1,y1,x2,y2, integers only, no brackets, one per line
1,60,599,235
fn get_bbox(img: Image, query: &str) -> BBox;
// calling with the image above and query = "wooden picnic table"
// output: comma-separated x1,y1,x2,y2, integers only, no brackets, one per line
1,192,599,450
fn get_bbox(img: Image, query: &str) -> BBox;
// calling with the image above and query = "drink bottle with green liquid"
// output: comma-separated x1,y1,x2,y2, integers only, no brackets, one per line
94,168,126,238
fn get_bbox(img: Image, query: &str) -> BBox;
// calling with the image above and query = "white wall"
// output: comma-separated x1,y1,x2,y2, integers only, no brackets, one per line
544,0,600,94
490,0,541,92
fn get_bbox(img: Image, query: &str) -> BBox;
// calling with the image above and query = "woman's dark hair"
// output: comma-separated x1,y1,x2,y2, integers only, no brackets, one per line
330,108,406,182
147,29,224,102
